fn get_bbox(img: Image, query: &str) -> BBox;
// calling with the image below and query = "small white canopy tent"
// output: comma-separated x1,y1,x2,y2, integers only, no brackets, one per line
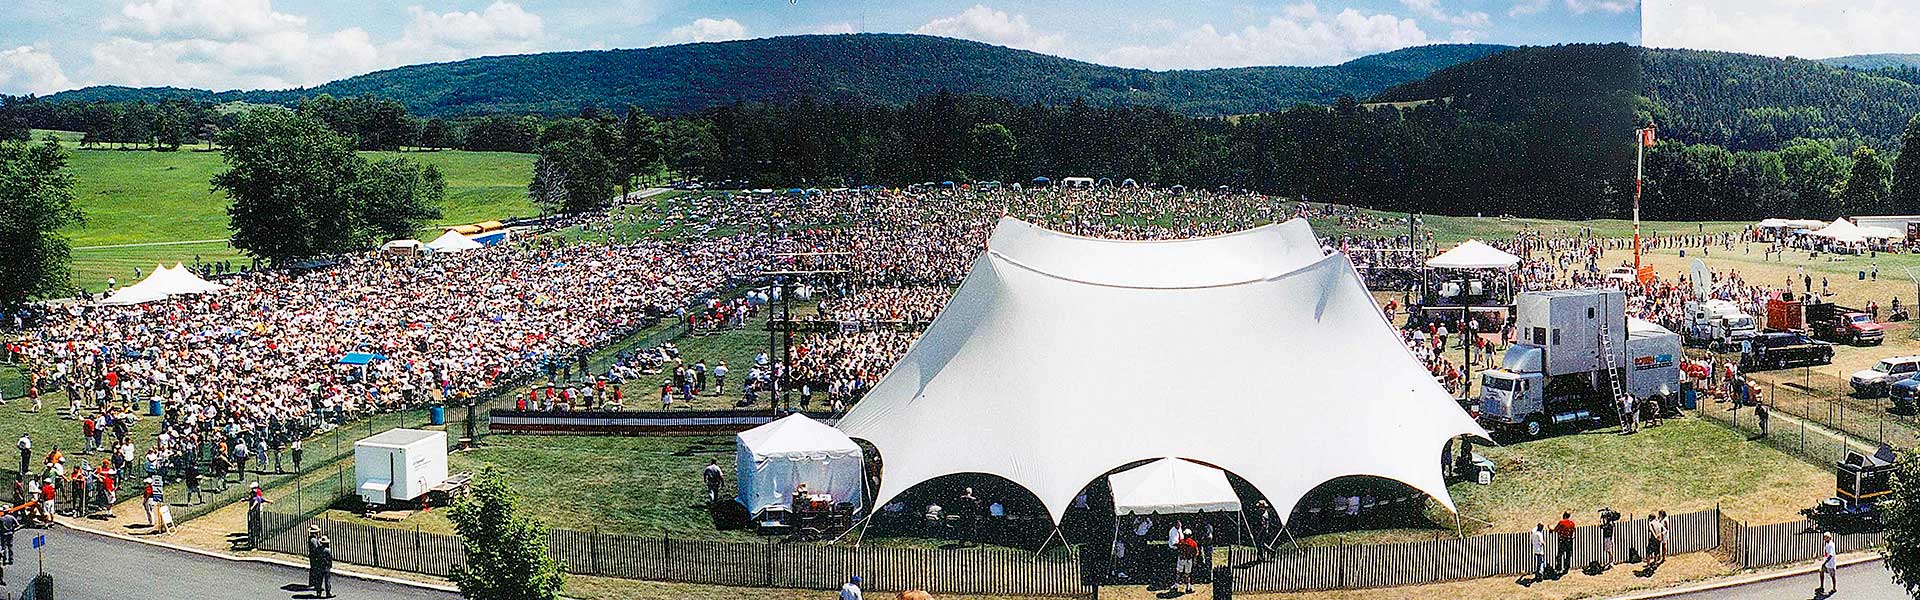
425,230,485,253
1424,240,1520,270
1812,218,1872,243
1109,458,1242,515
735,414,865,517
158,263,228,294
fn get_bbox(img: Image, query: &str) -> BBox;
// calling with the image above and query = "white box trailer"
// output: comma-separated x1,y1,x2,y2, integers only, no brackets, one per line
1512,288,1627,376
355,429,448,506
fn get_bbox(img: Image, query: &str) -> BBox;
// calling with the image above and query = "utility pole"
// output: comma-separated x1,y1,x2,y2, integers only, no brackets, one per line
759,252,849,412
1634,123,1657,279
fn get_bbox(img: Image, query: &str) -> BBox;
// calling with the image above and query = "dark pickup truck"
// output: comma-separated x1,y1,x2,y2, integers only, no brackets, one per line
1742,331,1836,370
1807,302,1886,345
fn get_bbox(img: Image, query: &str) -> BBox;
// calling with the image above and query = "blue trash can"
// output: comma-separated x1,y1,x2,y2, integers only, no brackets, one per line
429,405,446,425
148,398,162,416
1682,387,1698,410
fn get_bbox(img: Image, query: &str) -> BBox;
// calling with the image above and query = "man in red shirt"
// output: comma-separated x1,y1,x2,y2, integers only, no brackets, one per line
1552,512,1577,575
1174,529,1199,594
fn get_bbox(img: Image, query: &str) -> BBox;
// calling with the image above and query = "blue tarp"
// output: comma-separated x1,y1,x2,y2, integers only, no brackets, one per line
338,352,388,365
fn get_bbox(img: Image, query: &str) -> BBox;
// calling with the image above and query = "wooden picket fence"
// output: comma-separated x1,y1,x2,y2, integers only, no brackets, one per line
255,510,1086,596
255,504,1889,595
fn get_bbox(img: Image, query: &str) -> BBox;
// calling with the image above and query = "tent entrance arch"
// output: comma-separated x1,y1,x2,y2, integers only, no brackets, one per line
862,472,1055,550
1284,475,1436,538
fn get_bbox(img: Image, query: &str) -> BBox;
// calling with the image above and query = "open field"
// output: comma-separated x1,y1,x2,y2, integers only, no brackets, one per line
47,146,537,291
64,147,537,247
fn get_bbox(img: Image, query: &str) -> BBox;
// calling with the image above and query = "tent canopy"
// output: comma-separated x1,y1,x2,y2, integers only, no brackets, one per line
1425,240,1520,269
99,263,226,305
425,230,485,253
736,414,864,516
837,218,1487,526
1110,458,1242,515
338,352,388,365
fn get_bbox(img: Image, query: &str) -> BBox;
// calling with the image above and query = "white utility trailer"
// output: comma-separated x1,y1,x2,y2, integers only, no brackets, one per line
355,429,449,506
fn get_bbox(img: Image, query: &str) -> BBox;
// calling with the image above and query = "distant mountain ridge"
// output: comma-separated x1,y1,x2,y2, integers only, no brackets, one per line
43,34,1510,117
1819,53,1920,70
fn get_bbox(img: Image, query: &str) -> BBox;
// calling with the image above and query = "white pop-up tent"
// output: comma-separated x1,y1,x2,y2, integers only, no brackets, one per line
1425,240,1520,270
1109,458,1242,515
837,218,1488,538
736,414,865,517
425,230,485,253
99,263,226,305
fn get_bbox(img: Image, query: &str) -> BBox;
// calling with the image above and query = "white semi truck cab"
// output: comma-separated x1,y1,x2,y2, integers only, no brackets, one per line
1478,289,1682,438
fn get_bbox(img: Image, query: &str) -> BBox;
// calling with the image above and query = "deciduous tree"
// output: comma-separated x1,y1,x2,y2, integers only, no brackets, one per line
449,468,566,600
0,136,83,308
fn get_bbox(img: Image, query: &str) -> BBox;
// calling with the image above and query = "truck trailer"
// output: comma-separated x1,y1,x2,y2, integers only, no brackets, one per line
1683,299,1757,351
1806,301,1885,346
354,428,449,507
1478,289,1683,438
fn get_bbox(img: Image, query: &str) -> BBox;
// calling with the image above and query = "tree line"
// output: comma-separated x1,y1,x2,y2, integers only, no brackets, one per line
1639,115,1920,221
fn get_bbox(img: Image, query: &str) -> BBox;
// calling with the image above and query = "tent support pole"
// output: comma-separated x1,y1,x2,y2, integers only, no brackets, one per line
830,513,873,546
1454,511,1464,539
1032,527,1064,562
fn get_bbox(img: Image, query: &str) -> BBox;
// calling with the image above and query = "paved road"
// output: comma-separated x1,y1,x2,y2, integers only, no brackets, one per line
1662,559,1906,600
0,526,456,600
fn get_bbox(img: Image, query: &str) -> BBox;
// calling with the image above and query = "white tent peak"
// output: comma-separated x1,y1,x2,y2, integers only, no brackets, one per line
426,230,485,253
985,217,1327,289
837,217,1488,526
1110,458,1242,516
1426,239,1520,270
738,413,861,457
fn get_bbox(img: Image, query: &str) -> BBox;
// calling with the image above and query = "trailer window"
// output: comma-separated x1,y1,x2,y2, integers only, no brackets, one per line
1551,329,1561,345
1588,307,1595,319
1532,327,1546,345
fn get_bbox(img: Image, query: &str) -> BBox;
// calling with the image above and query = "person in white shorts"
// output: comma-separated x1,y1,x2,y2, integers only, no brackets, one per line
1819,532,1838,595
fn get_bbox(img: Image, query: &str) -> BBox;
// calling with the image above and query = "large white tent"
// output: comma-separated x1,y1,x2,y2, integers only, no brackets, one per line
735,414,865,517
1109,458,1241,516
1425,240,1520,270
837,218,1488,527
425,230,485,253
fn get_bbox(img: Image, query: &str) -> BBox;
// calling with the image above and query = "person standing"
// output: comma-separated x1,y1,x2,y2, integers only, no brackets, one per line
1174,528,1198,594
306,525,325,592
1819,531,1838,595
1599,508,1620,569
291,439,304,472
0,511,17,566
1645,513,1664,566
1757,403,1771,439
713,362,728,397
839,575,863,600
1552,512,1576,575
15,433,28,481
1530,523,1547,582
311,527,336,598
702,460,723,505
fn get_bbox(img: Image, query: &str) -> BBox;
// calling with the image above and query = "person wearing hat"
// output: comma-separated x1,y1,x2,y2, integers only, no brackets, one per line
307,525,335,597
1175,528,1199,594
1819,531,1838,595
838,575,863,600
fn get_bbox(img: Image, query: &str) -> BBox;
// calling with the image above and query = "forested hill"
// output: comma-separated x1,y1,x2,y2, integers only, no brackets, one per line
44,34,1508,117
1819,54,1920,70
1644,48,1920,151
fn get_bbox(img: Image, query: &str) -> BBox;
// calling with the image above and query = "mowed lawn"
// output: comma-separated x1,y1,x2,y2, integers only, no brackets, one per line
61,147,536,247
320,433,757,542
54,147,536,291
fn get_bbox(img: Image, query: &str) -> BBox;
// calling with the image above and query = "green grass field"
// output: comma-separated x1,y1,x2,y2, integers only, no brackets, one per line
46,145,537,291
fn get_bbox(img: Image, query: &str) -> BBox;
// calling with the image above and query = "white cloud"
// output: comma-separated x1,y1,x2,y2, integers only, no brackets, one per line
1508,0,1550,17
82,0,548,91
1564,0,1632,14
914,5,1065,54
1098,3,1430,70
1644,0,1920,58
111,0,306,41
659,17,748,45
390,2,546,62
1398,0,1491,28
0,46,75,95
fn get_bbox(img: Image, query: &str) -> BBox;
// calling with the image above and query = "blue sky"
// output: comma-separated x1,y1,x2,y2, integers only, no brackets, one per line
1644,0,1920,59
0,0,1639,95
